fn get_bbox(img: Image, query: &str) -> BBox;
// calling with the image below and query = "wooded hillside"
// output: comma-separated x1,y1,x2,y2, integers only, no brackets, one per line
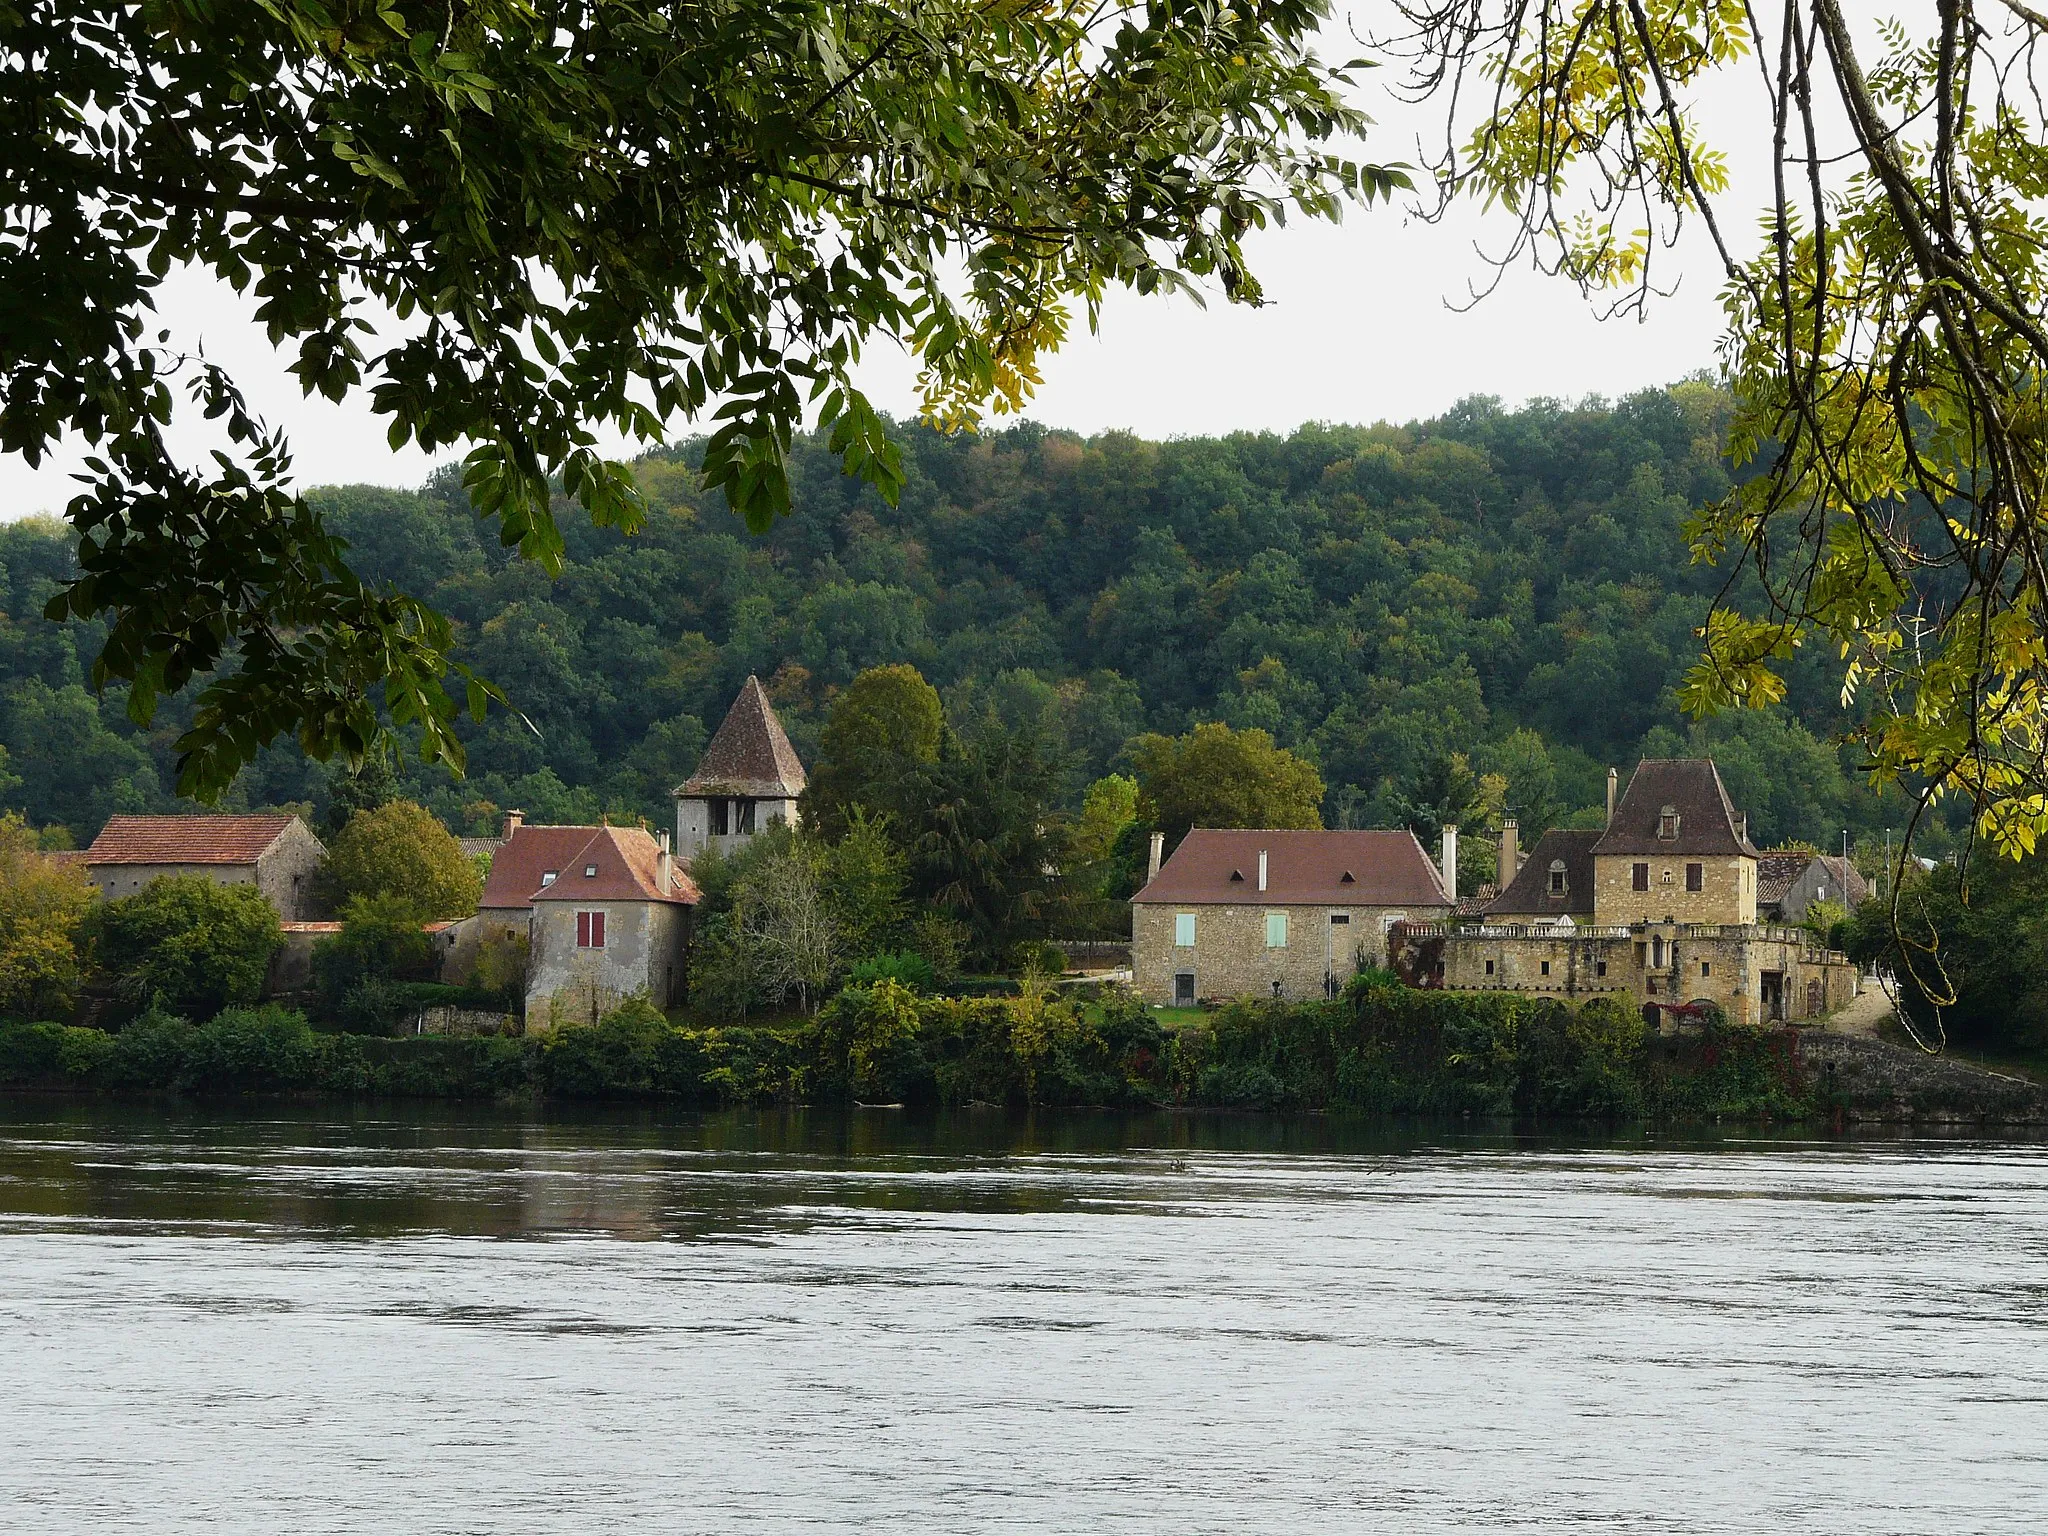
0,383,1934,859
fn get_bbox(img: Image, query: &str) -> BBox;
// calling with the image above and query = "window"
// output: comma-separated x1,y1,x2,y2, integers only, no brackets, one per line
1265,912,1288,948
575,911,607,949
1701,961,1711,978
1485,959,1496,976
1686,862,1703,893
1658,805,1681,840
1596,960,1608,978
709,800,730,836
541,870,558,887
1632,862,1650,892
1174,913,1196,948
1548,859,1567,895
738,799,757,834
1329,913,1351,927
584,864,599,878
1540,960,1551,977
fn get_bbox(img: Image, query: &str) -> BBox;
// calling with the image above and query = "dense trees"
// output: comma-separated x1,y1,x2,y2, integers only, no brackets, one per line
324,801,481,920
1129,723,1325,852
0,815,94,1016
0,389,1936,873
8,0,1397,797
81,878,281,1016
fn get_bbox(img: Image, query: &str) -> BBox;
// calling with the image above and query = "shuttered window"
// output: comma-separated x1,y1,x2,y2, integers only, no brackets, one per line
1174,913,1196,947
1265,912,1288,948
576,911,607,949
1686,863,1703,892
1632,862,1650,892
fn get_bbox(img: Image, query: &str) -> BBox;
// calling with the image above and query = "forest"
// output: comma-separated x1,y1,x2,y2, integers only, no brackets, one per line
0,381,1936,868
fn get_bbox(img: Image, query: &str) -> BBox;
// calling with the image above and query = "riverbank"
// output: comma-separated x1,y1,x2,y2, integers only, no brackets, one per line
4,978,2042,1125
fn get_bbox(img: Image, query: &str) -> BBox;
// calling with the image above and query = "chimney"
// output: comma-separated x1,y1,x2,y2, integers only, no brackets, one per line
1736,812,1748,846
657,830,673,895
1606,768,1619,827
1500,818,1519,886
503,809,525,840
1440,824,1458,898
1257,848,1269,892
1147,830,1165,884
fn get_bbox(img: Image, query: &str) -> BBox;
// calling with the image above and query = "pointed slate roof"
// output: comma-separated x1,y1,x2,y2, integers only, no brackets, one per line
1590,759,1762,859
674,676,807,799
529,825,699,905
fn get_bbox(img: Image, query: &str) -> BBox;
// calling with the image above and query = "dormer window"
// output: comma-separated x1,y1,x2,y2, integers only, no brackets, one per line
1657,804,1681,841
541,870,558,886
1229,869,1245,883
1548,859,1568,896
1340,871,1356,884
584,864,599,877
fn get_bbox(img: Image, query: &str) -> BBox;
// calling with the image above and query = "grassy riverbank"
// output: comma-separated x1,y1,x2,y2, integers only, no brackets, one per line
0,976,1854,1123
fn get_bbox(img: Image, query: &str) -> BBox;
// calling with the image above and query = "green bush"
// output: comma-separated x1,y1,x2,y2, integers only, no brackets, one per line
848,952,936,993
83,876,282,1017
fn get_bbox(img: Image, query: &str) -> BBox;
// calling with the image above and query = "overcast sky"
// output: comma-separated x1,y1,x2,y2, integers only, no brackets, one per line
1,55,1741,521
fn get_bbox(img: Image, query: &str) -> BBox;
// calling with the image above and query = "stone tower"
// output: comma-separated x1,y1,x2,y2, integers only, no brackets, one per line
672,676,807,863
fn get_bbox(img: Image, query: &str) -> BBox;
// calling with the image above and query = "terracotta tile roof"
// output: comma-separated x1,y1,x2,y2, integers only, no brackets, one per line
281,921,344,934
530,824,699,905
1590,759,1761,859
85,814,300,866
1134,829,1453,907
1485,828,1602,919
458,836,504,860
477,824,613,911
676,675,807,799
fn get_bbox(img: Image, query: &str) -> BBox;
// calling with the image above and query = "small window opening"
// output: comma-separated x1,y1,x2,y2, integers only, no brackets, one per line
1548,859,1567,896
1340,871,1356,884
1701,961,1711,978
1686,862,1703,893
1540,960,1551,977
1596,960,1608,978
1632,862,1650,892
1658,805,1681,841
541,870,558,887
584,864,598,878
1485,959,1496,976
1229,869,1245,883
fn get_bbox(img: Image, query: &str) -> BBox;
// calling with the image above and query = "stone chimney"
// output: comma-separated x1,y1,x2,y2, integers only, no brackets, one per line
1257,848,1269,893
657,830,673,895
1500,818,1519,886
502,809,525,840
1736,811,1748,846
1147,830,1165,884
1606,768,1619,827
1440,824,1458,898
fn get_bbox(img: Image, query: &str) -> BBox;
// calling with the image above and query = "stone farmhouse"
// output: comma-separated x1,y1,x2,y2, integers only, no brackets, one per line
1390,759,1860,1027
1131,827,1456,1005
673,675,805,861
1757,850,1869,923
82,814,324,921
523,824,699,1026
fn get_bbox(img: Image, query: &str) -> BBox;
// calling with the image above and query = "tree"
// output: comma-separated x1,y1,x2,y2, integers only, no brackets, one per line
1128,722,1325,850
803,664,945,840
1398,1,2048,860
325,800,481,920
9,0,1402,799
739,845,845,1015
84,876,282,1015
0,812,94,1017
821,812,908,961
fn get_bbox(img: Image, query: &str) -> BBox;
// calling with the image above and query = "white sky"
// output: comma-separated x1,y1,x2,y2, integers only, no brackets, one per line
0,33,1756,521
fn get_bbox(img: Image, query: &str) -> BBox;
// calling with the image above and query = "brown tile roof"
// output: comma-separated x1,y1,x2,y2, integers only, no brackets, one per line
1484,828,1602,919
457,836,504,860
1134,829,1453,907
85,814,300,866
1590,759,1761,859
676,675,806,799
530,824,699,906
477,824,616,911
1758,850,1869,910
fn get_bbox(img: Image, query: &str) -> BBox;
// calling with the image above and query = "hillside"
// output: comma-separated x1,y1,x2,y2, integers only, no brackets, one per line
0,383,1933,857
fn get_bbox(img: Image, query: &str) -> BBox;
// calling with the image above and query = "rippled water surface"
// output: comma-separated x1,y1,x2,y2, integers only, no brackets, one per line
1,1099,2044,1533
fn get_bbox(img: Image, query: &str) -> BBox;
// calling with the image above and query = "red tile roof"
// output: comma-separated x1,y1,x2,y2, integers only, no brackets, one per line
85,814,300,866
477,824,616,911
676,675,807,799
1135,829,1453,907
530,824,699,905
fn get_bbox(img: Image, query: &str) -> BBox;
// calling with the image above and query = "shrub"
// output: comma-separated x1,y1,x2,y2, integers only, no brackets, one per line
84,876,282,1017
848,952,935,993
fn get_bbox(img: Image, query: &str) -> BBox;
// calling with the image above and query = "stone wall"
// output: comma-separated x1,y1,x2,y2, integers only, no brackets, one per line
1591,854,1756,927
1132,901,1444,1005
253,820,326,921
1395,921,1859,1028
525,900,690,1028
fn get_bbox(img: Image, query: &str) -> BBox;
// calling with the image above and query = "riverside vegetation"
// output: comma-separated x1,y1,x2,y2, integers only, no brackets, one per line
0,975,1827,1123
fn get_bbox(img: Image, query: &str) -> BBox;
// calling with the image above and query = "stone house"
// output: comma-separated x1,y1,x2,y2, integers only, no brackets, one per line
673,676,805,862
1391,759,1860,1027
1757,851,1869,923
82,814,325,921
524,824,700,1027
1131,828,1455,1005
437,815,601,982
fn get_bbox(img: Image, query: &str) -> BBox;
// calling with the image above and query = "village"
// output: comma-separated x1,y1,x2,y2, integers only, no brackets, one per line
53,675,1871,1037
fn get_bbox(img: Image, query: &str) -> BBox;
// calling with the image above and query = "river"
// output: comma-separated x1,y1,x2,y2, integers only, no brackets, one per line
0,1097,2042,1533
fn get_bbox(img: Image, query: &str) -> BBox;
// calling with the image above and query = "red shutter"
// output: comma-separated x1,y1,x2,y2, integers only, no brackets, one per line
591,911,606,949
576,912,590,948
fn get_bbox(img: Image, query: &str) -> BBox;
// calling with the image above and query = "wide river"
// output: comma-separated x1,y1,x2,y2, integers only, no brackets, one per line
0,1098,2042,1533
